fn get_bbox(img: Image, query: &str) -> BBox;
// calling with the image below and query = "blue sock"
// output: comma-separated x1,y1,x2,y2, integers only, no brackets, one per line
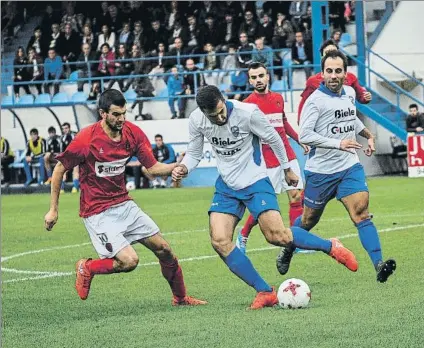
293,216,302,227
356,219,382,268
61,181,65,190
73,179,80,189
291,226,332,253
224,247,272,292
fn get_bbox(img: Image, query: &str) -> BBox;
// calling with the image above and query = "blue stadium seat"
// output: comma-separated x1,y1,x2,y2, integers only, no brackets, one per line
157,88,168,98
124,89,137,101
34,93,51,104
18,94,34,105
69,71,79,82
52,92,69,104
71,91,88,102
196,62,204,69
271,79,288,91
340,33,352,47
1,95,14,106
219,83,230,92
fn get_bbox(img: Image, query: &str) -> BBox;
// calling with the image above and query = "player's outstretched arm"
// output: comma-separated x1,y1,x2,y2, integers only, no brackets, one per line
145,161,178,176
44,161,67,231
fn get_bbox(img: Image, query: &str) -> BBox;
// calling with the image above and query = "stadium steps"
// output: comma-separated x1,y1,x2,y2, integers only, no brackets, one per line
357,92,408,141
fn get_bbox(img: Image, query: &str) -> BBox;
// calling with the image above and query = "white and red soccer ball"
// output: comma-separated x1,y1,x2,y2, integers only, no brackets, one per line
277,278,311,309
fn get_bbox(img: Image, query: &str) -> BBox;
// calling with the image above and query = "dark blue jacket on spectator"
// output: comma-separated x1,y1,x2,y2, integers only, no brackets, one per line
167,75,184,96
231,71,248,87
152,143,176,164
44,56,63,79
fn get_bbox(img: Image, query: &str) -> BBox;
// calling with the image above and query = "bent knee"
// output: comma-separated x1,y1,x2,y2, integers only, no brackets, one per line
118,255,139,271
263,226,292,246
211,237,233,255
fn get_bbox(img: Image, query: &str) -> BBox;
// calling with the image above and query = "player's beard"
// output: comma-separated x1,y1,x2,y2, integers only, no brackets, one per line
326,77,344,93
105,117,124,132
254,83,267,93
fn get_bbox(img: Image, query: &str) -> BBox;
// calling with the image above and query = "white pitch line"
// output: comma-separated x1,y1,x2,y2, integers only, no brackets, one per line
2,223,423,284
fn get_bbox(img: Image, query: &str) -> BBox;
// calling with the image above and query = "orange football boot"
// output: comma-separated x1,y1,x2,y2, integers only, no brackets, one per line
172,296,208,306
328,238,358,272
75,258,94,300
249,287,278,309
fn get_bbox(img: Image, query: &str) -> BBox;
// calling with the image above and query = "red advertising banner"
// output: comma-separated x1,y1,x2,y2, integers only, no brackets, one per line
407,134,424,177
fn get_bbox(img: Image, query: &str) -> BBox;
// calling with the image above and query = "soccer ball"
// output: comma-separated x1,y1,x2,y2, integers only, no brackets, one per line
126,181,136,191
277,278,311,309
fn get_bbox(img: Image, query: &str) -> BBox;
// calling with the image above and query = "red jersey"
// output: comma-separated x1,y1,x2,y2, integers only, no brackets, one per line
244,91,298,168
56,121,157,218
297,72,368,123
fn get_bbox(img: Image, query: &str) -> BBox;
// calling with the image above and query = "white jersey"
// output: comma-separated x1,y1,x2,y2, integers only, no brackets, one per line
299,84,365,174
181,100,290,190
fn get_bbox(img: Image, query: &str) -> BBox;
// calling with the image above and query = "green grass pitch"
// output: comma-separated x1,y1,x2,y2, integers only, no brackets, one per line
2,176,424,348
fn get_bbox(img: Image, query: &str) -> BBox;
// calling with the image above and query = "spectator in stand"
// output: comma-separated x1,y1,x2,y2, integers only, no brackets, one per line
46,23,62,54
329,1,346,33
81,24,97,51
289,0,308,32
263,1,292,19
108,4,123,33
40,5,61,35
201,42,219,86
239,10,260,42
219,1,244,20
259,14,274,46
130,76,155,121
95,1,111,33
13,46,31,98
406,104,424,133
106,43,132,90
168,20,188,50
61,3,77,32
149,42,170,80
151,134,176,188
200,15,222,49
198,1,220,24
117,21,134,51
331,29,342,45
23,128,46,187
44,126,62,184
168,37,189,69
239,1,256,17
1,137,14,186
345,1,356,22
219,44,237,84
58,22,80,77
167,66,185,119
237,31,255,67
97,43,115,90
97,24,116,52
122,44,147,92
301,6,313,41
220,11,240,53
43,48,63,96
76,43,98,92
75,13,86,35
186,14,202,56
132,21,147,52
291,31,313,78
165,1,182,31
182,58,205,115
147,20,168,54
252,37,273,67
27,26,47,59
27,47,44,95
272,12,294,49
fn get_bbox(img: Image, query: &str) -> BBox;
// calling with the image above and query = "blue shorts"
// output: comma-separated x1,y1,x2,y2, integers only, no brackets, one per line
208,176,280,221
304,163,368,210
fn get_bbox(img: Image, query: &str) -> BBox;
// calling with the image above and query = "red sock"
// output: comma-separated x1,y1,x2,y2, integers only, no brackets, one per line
241,214,257,238
160,258,186,300
289,201,303,226
87,258,115,274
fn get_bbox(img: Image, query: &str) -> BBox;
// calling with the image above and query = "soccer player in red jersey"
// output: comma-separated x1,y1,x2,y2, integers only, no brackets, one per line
44,89,206,306
297,39,372,124
236,62,309,253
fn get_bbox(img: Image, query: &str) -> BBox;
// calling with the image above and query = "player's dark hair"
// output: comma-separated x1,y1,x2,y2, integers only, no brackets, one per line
409,103,418,109
247,62,267,74
321,50,347,72
48,126,56,133
155,134,163,139
320,39,339,56
62,122,70,128
196,85,225,112
30,128,38,135
98,89,126,113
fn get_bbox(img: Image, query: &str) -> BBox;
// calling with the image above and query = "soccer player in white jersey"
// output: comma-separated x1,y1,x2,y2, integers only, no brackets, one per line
277,50,396,283
172,85,359,309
